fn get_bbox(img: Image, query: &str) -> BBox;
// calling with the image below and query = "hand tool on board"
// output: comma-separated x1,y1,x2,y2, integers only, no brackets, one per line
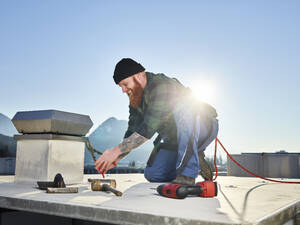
89,179,122,196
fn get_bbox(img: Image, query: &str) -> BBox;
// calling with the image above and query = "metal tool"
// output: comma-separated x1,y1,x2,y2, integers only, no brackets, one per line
88,178,117,188
89,179,122,196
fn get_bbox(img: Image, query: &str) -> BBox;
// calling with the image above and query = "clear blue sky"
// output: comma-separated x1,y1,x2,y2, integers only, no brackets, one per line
1,0,299,155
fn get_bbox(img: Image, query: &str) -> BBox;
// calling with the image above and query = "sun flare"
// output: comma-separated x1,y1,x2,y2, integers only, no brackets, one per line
190,81,216,104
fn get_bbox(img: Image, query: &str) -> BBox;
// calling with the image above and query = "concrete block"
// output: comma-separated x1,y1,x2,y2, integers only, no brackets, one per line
14,138,85,184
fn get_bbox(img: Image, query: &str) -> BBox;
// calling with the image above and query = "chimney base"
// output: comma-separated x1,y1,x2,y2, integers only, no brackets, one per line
14,134,85,184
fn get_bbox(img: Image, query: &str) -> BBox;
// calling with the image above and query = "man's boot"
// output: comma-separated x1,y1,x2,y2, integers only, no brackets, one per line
172,174,195,186
198,151,213,180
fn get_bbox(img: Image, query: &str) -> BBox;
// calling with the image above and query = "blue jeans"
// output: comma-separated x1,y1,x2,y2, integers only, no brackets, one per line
144,98,219,182
144,148,177,182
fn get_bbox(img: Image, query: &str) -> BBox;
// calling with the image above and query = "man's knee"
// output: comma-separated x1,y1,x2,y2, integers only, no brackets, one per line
144,165,176,182
144,148,177,182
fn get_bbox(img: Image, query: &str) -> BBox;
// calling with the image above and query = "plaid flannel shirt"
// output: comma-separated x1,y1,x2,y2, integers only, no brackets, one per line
124,72,188,144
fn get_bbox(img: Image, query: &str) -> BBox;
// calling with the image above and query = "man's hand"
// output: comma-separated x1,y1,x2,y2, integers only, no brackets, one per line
94,132,148,174
95,147,121,174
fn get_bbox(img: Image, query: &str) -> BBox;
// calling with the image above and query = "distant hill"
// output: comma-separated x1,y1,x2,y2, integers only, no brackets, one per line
0,134,16,157
85,117,153,167
0,113,18,137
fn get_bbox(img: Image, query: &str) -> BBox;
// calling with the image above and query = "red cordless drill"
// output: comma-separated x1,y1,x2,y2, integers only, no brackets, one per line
157,181,218,199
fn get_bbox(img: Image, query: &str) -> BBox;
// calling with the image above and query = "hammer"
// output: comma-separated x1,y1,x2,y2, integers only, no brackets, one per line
89,179,122,196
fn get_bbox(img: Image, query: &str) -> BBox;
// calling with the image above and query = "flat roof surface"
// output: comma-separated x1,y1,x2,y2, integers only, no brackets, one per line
0,174,299,225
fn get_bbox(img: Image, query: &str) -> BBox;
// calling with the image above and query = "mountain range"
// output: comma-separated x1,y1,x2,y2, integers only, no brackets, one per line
85,117,153,166
0,113,18,137
0,134,16,157
0,113,153,166
0,113,17,157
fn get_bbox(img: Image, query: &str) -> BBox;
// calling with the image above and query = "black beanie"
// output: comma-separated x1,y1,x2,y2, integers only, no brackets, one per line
113,58,145,84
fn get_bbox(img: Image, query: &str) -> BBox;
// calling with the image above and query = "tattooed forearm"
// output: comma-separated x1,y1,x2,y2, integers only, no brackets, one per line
117,152,129,160
118,132,148,154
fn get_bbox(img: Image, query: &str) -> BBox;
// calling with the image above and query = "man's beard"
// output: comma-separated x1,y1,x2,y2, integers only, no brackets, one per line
128,77,144,109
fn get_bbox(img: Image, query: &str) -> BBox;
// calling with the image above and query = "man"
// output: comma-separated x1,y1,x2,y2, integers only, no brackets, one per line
95,58,219,185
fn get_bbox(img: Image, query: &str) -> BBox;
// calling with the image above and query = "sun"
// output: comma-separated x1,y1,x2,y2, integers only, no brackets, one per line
190,81,216,104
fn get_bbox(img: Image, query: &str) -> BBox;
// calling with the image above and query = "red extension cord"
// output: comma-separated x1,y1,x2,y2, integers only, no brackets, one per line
213,137,300,184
